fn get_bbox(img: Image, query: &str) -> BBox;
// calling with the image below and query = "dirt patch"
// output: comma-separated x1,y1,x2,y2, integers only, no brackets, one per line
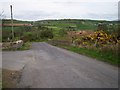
2,69,22,88
67,30,94,37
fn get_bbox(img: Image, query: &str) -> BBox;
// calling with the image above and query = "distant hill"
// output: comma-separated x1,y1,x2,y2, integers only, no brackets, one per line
35,19,118,31
2,19,118,31
2,19,32,24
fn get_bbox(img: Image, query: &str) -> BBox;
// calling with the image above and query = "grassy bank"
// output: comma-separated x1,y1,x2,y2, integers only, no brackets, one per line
54,44,118,66
17,42,31,50
2,42,31,51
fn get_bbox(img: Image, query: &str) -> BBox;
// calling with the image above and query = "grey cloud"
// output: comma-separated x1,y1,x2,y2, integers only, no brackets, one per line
14,10,60,21
1,0,118,21
86,13,118,20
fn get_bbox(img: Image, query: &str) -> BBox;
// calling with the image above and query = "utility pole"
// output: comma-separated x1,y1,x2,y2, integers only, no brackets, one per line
10,5,14,41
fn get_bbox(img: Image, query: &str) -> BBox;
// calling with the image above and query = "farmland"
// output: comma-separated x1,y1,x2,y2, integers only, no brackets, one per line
2,19,118,38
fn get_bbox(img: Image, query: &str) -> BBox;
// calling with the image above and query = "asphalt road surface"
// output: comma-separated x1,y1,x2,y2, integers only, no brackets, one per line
3,50,33,70
3,42,118,88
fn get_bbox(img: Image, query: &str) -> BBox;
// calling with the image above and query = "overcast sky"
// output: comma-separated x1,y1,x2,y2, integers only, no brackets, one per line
0,0,119,21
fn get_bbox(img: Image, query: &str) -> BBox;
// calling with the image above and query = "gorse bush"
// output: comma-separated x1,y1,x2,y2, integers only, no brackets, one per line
71,30,119,57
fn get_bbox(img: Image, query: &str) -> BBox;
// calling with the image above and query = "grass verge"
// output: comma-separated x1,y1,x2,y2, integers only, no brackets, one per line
53,44,118,66
16,42,31,50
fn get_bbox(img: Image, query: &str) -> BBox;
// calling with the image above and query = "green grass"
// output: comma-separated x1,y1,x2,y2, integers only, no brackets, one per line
17,42,31,50
76,23,97,30
55,45,118,66
2,26,22,31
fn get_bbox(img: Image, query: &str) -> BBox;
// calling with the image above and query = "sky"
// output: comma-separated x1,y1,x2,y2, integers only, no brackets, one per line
0,0,119,21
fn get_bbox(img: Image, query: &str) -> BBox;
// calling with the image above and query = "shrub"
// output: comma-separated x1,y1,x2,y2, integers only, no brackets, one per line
40,30,53,39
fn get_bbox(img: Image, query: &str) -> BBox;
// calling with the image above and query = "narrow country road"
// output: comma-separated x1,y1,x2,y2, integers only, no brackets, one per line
2,42,118,88
3,42,118,88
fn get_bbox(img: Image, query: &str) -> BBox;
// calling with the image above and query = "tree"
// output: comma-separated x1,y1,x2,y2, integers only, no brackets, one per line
40,30,53,39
